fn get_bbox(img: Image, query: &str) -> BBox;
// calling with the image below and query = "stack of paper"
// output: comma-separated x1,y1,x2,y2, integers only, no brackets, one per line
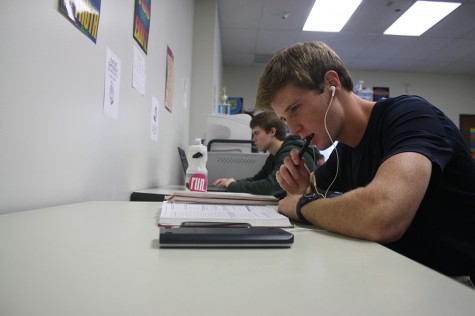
158,201,292,228
165,191,279,206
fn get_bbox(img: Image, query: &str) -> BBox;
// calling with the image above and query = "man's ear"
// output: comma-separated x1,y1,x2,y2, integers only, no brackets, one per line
324,70,340,89
269,127,277,137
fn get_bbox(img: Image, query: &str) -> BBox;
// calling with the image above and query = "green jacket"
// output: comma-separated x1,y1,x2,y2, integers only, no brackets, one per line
227,135,318,199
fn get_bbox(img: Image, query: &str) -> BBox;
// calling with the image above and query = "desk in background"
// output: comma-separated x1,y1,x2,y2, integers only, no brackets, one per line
130,184,185,201
0,201,474,316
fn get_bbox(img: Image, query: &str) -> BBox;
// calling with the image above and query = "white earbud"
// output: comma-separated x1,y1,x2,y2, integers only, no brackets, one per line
322,84,339,199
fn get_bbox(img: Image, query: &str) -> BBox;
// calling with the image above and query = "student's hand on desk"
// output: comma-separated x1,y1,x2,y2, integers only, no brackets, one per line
278,194,301,221
213,178,236,188
276,149,311,194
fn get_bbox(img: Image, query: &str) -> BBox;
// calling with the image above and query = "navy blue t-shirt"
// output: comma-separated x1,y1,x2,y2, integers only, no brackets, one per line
316,95,475,276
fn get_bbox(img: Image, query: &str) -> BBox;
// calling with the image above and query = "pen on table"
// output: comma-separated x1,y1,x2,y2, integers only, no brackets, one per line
298,133,314,158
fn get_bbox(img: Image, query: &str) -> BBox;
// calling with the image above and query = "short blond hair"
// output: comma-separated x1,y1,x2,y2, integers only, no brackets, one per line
256,42,353,111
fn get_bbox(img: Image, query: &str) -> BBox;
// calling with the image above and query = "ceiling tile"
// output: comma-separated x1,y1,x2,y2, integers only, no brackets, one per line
259,0,314,30
425,38,475,62
255,29,300,54
393,37,450,61
358,35,417,59
346,57,385,71
330,33,379,59
342,0,414,34
295,31,337,45
218,0,475,75
424,3,475,38
223,53,255,66
221,29,258,53
218,0,264,29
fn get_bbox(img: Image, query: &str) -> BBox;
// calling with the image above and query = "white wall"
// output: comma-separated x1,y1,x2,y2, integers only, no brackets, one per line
349,70,475,126
223,66,475,126
0,0,195,213
222,66,263,112
189,0,223,142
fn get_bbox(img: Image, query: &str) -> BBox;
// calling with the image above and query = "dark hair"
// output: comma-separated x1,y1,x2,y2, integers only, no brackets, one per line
256,41,353,110
250,111,286,141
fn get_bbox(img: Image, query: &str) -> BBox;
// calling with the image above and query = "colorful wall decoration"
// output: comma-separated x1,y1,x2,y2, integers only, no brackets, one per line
164,46,174,113
60,0,102,43
133,0,151,54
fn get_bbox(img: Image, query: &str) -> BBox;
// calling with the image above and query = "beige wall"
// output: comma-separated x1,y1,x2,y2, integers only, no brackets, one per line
223,66,475,126
189,0,223,141
0,0,195,213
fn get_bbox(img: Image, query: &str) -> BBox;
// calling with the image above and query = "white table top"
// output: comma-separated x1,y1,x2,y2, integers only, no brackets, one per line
0,201,474,316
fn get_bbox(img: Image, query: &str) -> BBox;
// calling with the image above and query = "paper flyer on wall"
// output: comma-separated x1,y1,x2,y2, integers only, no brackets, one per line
183,78,189,109
59,0,102,43
133,45,146,96
103,48,121,120
151,97,159,141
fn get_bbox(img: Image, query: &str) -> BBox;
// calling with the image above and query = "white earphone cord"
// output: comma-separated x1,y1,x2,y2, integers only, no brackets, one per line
314,89,339,198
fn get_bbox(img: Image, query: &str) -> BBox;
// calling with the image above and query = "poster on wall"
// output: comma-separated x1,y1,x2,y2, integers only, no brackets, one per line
373,87,390,101
164,46,174,113
59,0,102,43
133,0,151,54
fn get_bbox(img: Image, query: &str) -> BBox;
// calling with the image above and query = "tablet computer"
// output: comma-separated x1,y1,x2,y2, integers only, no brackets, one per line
159,226,294,248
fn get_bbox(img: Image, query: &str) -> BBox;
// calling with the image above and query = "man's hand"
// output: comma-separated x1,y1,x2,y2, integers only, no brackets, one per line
213,178,236,188
277,194,302,221
276,148,311,194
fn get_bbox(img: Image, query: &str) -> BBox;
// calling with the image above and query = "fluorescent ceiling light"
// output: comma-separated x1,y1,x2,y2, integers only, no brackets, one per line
384,1,461,36
303,0,362,32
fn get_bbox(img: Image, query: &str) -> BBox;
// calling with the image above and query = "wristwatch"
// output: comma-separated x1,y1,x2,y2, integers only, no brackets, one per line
296,193,322,224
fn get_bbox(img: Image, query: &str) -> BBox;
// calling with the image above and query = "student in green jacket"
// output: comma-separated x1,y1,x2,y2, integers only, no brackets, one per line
213,111,317,198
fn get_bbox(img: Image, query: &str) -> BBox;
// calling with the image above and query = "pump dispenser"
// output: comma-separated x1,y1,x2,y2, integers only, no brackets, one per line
185,138,208,192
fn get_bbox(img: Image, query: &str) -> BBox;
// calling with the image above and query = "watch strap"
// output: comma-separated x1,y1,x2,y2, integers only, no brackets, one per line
296,193,322,224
